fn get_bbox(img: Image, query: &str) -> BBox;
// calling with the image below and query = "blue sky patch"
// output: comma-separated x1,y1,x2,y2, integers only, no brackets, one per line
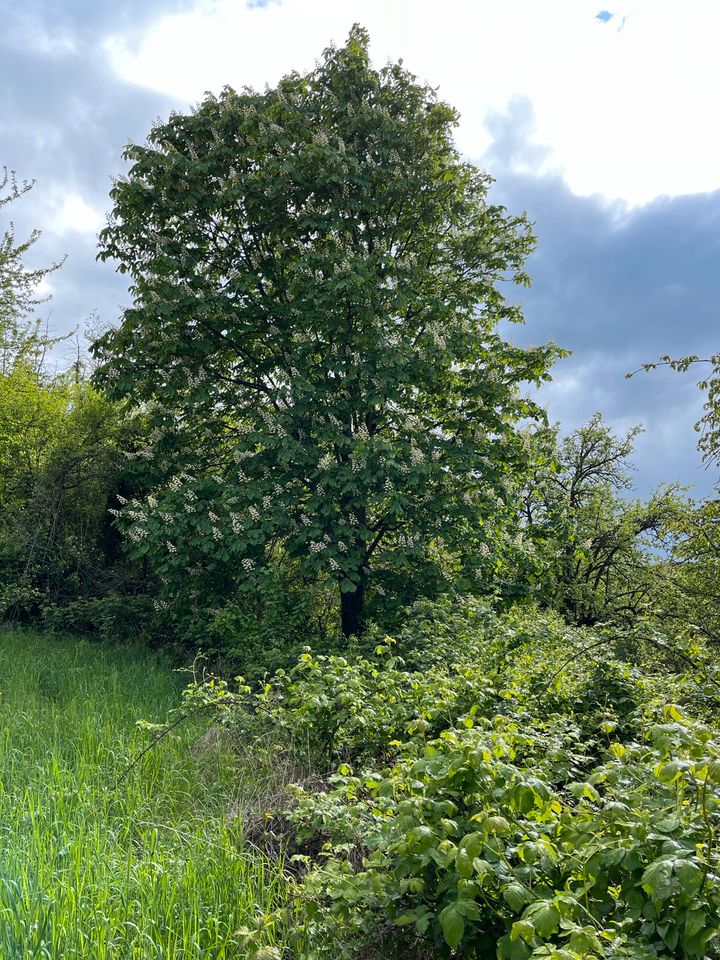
596,10,614,22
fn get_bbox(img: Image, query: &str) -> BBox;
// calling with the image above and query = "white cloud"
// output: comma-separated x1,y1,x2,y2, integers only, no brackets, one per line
104,0,720,207
48,192,104,236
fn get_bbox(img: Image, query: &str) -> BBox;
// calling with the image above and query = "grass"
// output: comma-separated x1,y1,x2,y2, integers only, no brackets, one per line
0,629,289,959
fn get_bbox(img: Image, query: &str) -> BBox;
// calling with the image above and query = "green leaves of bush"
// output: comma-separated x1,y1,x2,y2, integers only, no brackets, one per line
254,606,719,957
191,599,720,957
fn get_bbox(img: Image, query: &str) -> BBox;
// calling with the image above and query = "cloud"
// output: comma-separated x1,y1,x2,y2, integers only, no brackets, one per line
484,99,718,494
48,192,104,236
104,0,720,206
0,1,184,365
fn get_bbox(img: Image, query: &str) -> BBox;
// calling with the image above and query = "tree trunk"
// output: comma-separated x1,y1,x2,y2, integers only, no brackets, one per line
340,582,366,638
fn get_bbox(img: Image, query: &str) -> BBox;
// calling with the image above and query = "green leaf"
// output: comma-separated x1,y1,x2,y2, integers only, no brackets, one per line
685,908,706,939
503,883,530,912
523,900,560,938
439,904,465,949
510,919,535,944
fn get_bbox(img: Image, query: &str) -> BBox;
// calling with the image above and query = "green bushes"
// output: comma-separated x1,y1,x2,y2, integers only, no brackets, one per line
287,703,720,959
41,594,156,642
188,600,720,958
0,368,148,631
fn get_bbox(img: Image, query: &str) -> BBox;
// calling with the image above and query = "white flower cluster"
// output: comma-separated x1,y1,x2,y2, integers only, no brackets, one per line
396,533,420,548
166,541,177,554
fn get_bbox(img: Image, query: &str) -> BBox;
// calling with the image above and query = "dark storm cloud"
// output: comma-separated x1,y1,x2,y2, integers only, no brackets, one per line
4,0,195,46
482,98,719,495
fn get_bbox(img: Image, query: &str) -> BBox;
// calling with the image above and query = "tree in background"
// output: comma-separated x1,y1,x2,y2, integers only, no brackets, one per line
93,27,560,638
0,168,65,374
629,351,720,642
0,168,146,635
522,414,678,624
0,373,129,620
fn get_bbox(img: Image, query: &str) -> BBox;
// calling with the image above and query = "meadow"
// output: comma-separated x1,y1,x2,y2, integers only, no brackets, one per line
0,630,287,959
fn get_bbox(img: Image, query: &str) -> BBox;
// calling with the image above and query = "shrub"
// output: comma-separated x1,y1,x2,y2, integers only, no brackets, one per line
185,599,720,958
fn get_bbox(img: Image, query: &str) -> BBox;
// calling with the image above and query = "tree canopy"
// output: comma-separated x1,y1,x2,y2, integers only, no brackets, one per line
93,27,560,635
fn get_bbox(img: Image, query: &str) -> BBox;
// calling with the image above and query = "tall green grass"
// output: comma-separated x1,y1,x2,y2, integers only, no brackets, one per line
0,630,287,959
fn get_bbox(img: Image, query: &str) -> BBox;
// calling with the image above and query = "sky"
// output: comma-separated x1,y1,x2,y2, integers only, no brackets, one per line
1,0,718,496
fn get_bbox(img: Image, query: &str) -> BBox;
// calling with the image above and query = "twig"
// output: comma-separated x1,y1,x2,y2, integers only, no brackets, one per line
113,709,194,789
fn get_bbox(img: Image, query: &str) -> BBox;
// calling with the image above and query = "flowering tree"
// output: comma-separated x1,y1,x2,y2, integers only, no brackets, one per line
93,27,559,637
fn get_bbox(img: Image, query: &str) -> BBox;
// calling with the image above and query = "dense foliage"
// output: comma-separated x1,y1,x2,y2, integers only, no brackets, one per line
92,26,560,637
190,599,720,959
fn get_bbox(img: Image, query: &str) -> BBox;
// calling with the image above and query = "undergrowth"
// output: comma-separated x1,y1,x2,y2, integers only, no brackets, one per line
186,598,720,959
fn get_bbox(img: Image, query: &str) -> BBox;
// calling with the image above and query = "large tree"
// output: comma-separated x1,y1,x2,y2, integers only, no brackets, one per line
93,27,559,637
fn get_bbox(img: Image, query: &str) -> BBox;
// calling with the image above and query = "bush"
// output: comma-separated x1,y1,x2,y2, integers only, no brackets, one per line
187,599,720,958
289,703,720,959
